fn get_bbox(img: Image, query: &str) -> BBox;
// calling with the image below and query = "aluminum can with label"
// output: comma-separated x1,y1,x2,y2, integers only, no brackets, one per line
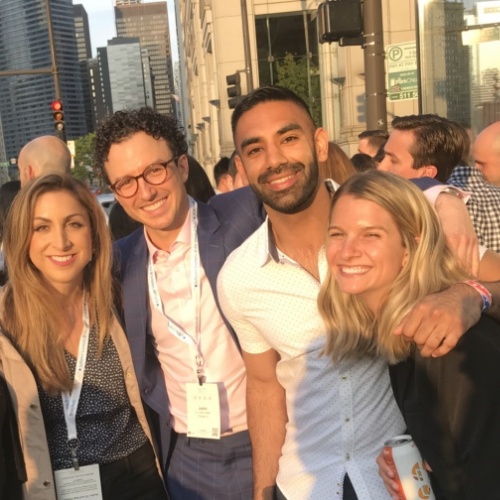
383,434,436,500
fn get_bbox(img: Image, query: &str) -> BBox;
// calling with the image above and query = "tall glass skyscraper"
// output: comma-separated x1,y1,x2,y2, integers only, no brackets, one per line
115,2,175,117
0,0,86,160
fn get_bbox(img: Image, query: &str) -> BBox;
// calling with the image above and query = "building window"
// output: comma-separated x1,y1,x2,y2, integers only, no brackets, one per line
255,11,322,125
418,0,500,134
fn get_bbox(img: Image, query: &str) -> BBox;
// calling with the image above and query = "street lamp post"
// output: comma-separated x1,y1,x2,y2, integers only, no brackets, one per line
240,0,254,93
363,0,387,131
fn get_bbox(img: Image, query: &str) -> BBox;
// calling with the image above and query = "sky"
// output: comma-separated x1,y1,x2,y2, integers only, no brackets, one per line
77,0,178,59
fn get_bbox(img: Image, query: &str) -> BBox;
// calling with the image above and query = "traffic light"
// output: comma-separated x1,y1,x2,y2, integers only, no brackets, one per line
318,0,363,45
51,100,65,132
226,73,242,109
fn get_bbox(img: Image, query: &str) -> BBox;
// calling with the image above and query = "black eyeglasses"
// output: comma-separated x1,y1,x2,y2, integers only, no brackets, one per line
110,157,178,198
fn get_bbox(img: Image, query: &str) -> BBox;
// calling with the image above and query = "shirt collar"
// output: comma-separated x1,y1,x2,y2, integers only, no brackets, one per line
145,202,193,262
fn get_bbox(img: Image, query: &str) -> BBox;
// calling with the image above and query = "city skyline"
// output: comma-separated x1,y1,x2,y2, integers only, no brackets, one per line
78,0,178,59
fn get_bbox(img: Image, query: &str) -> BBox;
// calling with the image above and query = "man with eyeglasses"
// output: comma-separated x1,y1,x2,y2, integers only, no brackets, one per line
93,108,262,500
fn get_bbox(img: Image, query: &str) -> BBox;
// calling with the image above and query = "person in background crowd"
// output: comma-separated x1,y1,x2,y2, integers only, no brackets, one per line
448,121,500,253
108,202,142,241
378,114,462,183
185,155,216,202
319,170,500,499
378,114,500,278
228,150,248,189
17,136,71,186
357,130,389,157
373,141,387,167
0,174,166,500
213,157,233,193
0,181,21,285
350,153,377,173
472,121,500,186
217,86,499,500
0,373,25,499
319,142,356,186
93,107,261,500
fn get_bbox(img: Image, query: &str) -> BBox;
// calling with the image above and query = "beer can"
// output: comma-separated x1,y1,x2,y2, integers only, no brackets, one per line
384,434,435,500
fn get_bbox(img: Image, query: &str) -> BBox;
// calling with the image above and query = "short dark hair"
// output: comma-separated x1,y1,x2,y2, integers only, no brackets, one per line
213,157,230,185
350,153,377,173
93,107,188,184
231,86,315,137
357,130,389,153
391,114,467,182
185,156,216,203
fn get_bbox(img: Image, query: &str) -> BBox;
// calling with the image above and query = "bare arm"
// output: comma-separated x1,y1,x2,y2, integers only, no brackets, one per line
434,192,479,277
243,348,287,500
478,250,500,282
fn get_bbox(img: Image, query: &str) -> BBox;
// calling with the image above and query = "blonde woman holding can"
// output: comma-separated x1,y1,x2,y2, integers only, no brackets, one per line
318,170,500,499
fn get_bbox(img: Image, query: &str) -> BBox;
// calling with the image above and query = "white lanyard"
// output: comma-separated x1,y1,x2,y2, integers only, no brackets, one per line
61,293,90,470
147,199,205,383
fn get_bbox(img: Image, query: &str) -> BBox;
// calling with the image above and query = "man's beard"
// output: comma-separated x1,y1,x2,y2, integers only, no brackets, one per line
250,156,320,215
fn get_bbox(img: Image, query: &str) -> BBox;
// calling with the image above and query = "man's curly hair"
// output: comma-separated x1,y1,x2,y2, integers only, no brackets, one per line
93,107,188,184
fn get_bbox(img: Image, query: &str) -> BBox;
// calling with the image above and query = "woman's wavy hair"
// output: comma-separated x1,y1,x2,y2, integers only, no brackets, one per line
318,170,468,364
2,174,113,393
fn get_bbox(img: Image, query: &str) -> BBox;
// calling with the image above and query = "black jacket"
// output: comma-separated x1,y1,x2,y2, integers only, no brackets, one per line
390,315,500,499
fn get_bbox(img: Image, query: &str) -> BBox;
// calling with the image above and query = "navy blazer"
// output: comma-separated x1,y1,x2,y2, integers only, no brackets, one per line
114,188,265,468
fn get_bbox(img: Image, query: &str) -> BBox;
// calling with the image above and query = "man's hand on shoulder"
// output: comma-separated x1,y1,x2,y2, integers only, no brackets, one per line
394,283,482,357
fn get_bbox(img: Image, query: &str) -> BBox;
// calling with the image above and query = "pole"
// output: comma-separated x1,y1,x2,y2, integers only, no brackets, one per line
45,0,61,100
363,0,387,131
240,0,254,92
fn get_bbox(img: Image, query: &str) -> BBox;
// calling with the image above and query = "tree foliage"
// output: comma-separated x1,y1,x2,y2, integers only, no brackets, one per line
72,133,104,188
275,52,322,126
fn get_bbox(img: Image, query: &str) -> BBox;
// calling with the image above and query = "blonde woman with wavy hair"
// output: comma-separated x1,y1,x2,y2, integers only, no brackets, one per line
318,170,500,498
0,174,167,499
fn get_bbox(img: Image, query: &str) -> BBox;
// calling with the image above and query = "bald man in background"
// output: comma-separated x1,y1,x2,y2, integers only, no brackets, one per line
17,135,71,186
473,121,500,186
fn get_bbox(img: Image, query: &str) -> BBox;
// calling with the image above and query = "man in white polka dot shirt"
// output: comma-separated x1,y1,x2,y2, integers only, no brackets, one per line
217,86,493,500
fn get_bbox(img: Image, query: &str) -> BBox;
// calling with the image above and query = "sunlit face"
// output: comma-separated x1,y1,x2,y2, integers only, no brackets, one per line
326,195,408,314
378,130,424,179
104,131,189,247
234,100,326,214
29,190,92,294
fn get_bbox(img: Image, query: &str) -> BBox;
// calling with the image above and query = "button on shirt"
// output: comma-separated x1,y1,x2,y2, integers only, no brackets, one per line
146,204,247,434
217,220,405,500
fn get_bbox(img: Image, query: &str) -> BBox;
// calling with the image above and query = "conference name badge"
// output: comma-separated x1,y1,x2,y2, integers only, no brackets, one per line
186,382,221,439
54,464,103,500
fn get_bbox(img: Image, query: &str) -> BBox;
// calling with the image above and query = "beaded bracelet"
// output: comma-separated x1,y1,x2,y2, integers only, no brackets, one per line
461,280,492,312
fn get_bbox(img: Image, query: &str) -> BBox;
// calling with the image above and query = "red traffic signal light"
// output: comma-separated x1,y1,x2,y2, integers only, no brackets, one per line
51,100,65,132
51,100,63,112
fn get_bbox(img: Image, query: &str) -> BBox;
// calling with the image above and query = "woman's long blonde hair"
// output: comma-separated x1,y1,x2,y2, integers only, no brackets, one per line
318,171,468,364
2,174,114,393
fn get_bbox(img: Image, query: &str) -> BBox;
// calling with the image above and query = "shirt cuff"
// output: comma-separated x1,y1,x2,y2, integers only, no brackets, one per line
424,185,471,206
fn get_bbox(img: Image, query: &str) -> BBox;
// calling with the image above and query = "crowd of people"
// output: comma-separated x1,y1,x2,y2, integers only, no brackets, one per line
0,85,499,500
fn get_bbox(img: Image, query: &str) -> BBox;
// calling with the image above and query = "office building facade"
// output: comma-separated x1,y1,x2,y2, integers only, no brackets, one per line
115,2,176,116
73,3,94,133
0,0,86,160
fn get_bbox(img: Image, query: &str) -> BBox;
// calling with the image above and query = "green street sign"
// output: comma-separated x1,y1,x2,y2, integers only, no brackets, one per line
386,42,418,102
